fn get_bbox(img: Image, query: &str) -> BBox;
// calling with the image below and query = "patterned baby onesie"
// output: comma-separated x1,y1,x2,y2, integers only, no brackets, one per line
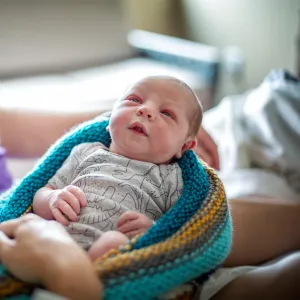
48,142,183,249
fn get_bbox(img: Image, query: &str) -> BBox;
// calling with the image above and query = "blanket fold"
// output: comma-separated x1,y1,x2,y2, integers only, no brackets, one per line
0,115,232,300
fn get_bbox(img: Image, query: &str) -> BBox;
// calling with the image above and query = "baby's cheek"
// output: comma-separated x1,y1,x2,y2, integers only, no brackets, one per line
154,134,175,153
111,113,129,131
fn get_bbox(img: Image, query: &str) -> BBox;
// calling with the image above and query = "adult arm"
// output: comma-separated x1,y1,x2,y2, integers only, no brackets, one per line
194,127,220,170
224,196,300,267
0,108,105,158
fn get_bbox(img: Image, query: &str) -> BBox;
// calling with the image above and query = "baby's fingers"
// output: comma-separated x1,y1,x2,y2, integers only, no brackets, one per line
117,211,139,228
65,185,87,208
58,201,78,222
52,208,70,226
54,189,80,214
118,219,141,234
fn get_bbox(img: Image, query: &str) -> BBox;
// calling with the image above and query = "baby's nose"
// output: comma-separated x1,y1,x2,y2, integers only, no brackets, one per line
137,106,154,120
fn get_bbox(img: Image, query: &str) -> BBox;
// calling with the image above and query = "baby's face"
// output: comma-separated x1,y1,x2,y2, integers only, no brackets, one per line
108,77,197,164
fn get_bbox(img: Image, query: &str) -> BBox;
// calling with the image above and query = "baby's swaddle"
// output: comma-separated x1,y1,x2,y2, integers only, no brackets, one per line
0,115,232,300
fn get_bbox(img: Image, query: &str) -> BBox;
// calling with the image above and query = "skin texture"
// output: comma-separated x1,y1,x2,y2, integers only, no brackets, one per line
33,184,87,226
117,210,154,238
224,196,300,267
108,76,199,164
194,127,220,170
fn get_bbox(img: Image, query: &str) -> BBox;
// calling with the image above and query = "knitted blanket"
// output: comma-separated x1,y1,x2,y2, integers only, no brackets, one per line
0,115,232,299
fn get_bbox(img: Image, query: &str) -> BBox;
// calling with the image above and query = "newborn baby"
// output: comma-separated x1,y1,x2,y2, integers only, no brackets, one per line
33,75,203,260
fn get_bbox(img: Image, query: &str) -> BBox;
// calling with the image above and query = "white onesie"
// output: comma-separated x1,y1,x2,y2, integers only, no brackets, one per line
49,142,183,249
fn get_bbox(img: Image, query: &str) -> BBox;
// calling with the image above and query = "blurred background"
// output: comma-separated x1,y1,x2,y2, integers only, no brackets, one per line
0,0,299,185
0,0,299,103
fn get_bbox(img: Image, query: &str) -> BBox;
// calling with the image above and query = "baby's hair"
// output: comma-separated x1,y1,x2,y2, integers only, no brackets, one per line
121,75,203,137
161,76,203,137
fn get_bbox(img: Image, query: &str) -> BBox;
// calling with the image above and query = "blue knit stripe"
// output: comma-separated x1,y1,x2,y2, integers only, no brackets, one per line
6,295,30,300
0,117,232,300
103,215,232,300
133,150,209,249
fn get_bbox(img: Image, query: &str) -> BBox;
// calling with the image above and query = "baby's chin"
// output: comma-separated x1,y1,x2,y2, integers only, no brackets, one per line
116,149,171,164
109,141,176,164
128,152,175,165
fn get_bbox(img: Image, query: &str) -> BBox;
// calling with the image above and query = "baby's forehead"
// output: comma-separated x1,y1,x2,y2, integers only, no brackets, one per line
132,76,194,103
133,75,185,87
130,76,192,96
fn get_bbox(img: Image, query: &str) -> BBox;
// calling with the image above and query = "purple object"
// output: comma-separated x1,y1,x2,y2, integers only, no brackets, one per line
0,146,12,193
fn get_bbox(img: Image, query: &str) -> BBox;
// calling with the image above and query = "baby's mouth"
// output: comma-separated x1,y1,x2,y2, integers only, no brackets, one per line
129,122,148,136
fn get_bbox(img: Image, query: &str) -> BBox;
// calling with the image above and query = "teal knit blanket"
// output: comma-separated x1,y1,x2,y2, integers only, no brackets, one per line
0,116,232,299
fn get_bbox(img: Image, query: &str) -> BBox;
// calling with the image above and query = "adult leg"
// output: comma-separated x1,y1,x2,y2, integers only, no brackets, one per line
224,196,300,267
212,251,300,300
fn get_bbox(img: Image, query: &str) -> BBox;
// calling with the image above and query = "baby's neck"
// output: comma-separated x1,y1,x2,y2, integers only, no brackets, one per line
108,144,173,165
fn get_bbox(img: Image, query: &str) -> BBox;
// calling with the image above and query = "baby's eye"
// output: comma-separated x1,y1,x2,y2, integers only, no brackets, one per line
128,97,140,103
161,110,174,118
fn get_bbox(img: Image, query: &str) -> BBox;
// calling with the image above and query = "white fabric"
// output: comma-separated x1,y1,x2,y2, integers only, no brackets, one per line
49,142,182,249
32,289,67,300
203,71,300,200
0,58,205,114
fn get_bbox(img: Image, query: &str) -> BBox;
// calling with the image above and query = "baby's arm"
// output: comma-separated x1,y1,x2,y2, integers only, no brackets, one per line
33,184,58,220
33,184,87,225
33,143,94,224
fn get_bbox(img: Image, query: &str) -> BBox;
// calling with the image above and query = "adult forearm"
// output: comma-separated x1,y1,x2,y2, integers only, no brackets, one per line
33,187,56,220
224,196,300,267
44,252,102,300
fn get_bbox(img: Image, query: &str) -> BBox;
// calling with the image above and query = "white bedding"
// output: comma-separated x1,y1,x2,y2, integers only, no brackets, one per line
0,58,207,114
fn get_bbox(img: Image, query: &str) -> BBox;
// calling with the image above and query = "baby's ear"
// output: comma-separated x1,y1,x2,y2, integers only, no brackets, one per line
175,138,197,159
106,125,110,132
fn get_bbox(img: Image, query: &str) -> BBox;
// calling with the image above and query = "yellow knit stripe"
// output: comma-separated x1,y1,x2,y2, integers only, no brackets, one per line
22,204,33,216
96,193,226,276
96,189,225,275
0,279,30,297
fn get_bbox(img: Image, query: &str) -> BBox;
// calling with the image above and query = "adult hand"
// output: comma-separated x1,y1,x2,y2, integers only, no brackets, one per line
194,127,220,170
0,214,102,300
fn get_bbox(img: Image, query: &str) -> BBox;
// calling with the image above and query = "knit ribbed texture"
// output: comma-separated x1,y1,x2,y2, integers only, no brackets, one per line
0,116,232,299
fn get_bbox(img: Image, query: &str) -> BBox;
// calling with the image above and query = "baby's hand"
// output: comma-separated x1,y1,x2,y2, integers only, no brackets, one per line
117,211,154,238
49,185,87,226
